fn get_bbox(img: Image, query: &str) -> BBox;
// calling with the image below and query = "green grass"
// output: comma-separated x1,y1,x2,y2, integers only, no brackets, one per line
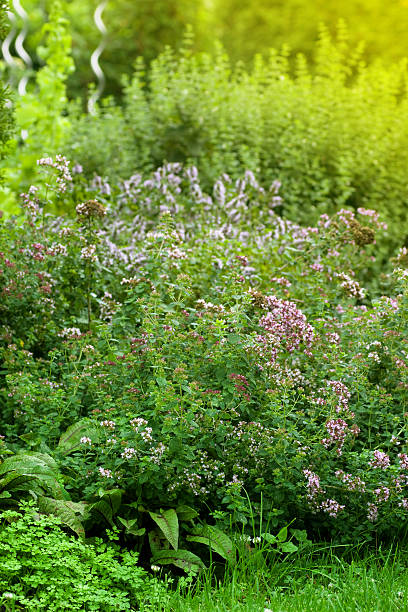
156,545,408,612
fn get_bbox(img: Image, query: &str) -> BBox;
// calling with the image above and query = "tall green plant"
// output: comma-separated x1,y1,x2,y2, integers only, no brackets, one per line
0,0,73,212
0,1,14,183
68,30,408,251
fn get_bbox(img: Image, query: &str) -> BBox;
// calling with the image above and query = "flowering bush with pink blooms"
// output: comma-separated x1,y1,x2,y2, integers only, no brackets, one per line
1,159,408,543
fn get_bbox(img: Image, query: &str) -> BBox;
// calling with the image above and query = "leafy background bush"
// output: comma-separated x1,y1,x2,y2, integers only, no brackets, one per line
3,24,408,263
12,0,408,98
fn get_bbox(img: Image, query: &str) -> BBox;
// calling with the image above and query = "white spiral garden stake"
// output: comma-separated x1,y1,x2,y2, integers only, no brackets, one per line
12,0,33,96
88,0,108,115
1,9,18,83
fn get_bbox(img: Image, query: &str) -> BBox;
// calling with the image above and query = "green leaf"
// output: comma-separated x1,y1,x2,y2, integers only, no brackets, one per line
262,532,278,544
291,529,309,543
57,419,99,455
149,508,179,550
0,453,64,498
277,525,288,542
118,517,145,537
87,489,124,527
0,472,38,492
176,505,199,522
279,541,298,553
187,525,236,565
63,500,88,516
0,452,57,474
38,496,85,538
149,528,166,556
151,549,206,573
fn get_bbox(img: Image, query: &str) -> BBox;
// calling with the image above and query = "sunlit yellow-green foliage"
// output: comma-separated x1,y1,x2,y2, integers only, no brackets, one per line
212,0,408,66
20,0,212,98
15,0,408,100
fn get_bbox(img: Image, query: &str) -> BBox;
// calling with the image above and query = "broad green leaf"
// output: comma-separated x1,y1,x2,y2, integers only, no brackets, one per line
118,516,145,537
151,549,206,573
0,472,39,492
63,500,88,516
38,496,85,538
279,541,298,553
87,489,124,527
262,532,277,544
149,528,167,556
277,525,288,542
0,452,57,475
291,529,308,541
57,419,99,455
149,508,179,550
187,525,236,565
176,505,199,522
0,454,63,498
97,488,123,513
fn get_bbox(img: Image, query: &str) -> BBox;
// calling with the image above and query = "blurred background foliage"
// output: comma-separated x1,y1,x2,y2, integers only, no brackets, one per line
5,0,408,100
1,0,408,257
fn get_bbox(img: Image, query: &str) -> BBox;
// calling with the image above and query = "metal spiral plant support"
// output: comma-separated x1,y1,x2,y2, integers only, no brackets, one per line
88,0,108,115
12,0,33,96
1,9,18,88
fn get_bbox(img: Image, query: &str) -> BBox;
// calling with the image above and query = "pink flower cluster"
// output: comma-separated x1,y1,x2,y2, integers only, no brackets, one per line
259,295,315,354
319,499,345,517
322,418,349,455
121,447,137,459
100,420,115,430
37,155,72,193
374,486,390,503
229,373,251,401
337,273,365,300
367,503,378,522
369,450,390,469
398,453,408,470
335,470,366,492
303,469,344,517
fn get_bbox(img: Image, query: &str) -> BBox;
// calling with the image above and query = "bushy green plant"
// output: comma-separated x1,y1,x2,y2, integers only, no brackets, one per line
16,0,212,100
64,33,408,256
2,161,407,545
0,502,168,610
212,0,408,67
0,0,73,212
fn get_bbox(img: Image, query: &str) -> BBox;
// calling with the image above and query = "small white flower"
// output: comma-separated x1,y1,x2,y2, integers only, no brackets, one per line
3,593,15,599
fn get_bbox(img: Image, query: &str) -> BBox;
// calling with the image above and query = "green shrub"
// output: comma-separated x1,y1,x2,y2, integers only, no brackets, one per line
17,0,211,100
2,161,407,543
65,34,408,254
212,0,408,67
0,502,168,610
0,1,73,212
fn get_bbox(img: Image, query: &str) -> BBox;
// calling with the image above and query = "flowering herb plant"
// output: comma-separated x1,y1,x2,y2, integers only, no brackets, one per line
0,159,407,545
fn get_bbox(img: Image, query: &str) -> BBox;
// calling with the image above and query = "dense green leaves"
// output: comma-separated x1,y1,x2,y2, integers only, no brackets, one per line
149,509,179,550
57,419,99,456
187,525,236,564
0,504,168,610
151,548,206,573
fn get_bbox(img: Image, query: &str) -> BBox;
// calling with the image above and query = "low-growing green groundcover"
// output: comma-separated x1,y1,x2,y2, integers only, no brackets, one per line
2,503,408,612
0,503,169,611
